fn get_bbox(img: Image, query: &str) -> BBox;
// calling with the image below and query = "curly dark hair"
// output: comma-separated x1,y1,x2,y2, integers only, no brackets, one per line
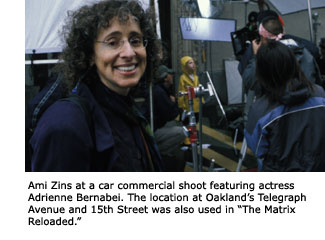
57,0,161,91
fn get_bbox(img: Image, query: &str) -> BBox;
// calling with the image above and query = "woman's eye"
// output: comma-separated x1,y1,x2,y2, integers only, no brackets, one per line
130,38,141,46
106,40,118,47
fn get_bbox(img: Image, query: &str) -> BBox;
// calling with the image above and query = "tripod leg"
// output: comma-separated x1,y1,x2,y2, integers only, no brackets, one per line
192,142,199,172
236,90,255,172
236,138,247,172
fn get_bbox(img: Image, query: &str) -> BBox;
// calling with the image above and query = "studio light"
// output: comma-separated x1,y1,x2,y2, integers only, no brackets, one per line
183,0,225,18
197,0,225,18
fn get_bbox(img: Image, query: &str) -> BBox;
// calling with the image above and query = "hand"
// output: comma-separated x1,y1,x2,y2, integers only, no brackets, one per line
170,96,176,102
252,39,262,55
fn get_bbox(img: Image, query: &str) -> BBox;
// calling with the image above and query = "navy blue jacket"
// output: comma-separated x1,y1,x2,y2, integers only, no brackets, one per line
29,79,164,172
244,83,325,171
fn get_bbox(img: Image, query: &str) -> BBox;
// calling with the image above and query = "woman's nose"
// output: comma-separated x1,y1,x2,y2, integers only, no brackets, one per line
119,41,136,57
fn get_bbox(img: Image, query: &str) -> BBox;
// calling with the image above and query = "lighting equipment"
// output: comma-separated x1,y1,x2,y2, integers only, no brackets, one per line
179,71,227,171
179,17,236,42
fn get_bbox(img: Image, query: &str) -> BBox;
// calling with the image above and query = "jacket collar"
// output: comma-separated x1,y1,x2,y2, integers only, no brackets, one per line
280,79,311,106
75,81,115,152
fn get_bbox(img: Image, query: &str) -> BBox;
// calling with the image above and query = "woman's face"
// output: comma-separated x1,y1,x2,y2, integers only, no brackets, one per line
93,16,147,96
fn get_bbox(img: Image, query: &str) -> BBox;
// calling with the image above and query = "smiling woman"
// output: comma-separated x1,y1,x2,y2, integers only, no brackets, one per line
28,0,164,172
93,16,147,96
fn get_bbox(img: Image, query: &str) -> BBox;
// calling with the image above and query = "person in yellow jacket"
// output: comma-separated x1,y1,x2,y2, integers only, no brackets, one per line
178,56,203,118
178,56,203,145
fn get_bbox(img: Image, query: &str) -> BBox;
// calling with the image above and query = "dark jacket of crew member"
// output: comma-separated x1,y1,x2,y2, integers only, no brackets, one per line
240,17,322,96
244,41,325,171
238,10,320,75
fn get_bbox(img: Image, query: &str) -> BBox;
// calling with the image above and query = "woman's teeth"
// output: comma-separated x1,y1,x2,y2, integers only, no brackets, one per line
117,65,136,71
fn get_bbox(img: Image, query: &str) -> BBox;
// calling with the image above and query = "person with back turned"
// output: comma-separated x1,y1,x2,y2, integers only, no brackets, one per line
244,40,325,171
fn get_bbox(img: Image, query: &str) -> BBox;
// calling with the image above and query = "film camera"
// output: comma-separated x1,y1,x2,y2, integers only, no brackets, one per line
231,11,259,58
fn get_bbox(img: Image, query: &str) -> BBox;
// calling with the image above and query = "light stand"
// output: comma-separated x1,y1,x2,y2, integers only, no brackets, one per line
205,71,227,122
196,85,209,171
236,89,255,171
307,0,314,43
179,72,226,171
236,138,248,172
179,86,206,171
312,12,321,45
